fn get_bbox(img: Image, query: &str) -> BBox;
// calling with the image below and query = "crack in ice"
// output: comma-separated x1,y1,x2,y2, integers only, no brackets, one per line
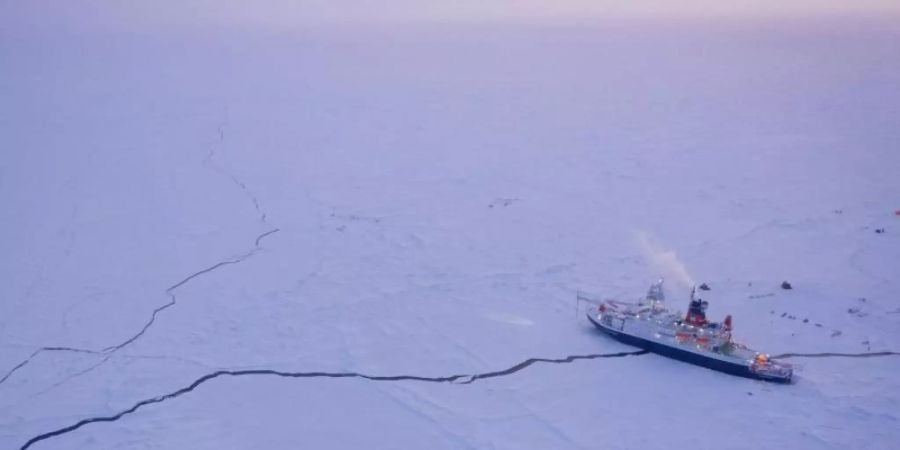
18,350,648,449
0,347,99,385
772,351,900,359
0,229,279,390
204,123,270,226
0,119,280,390
14,345,900,448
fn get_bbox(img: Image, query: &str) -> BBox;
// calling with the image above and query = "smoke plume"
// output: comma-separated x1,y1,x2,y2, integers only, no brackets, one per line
635,232,695,290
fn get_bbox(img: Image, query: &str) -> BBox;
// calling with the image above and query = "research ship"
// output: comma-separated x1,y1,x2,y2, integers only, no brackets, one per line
585,280,792,383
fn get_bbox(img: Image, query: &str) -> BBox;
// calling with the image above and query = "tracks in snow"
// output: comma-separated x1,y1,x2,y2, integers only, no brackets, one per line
19,350,648,450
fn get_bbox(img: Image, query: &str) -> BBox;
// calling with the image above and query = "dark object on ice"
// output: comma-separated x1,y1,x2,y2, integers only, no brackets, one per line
781,312,787,318
488,198,517,209
781,281,793,290
699,283,711,291
831,330,842,338
875,228,885,234
803,318,809,323
586,280,792,383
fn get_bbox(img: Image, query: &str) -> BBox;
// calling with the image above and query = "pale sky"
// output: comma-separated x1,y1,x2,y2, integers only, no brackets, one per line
4,0,900,32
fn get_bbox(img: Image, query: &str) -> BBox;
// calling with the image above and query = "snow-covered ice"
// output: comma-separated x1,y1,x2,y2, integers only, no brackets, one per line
2,3,900,449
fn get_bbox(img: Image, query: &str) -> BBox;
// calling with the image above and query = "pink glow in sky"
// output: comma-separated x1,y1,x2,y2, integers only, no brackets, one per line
4,0,900,32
